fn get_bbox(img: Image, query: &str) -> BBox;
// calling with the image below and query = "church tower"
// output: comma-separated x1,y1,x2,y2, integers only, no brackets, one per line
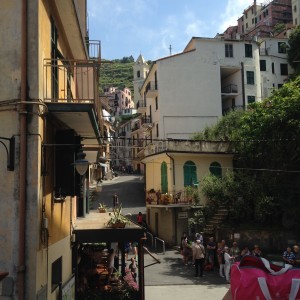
133,54,149,107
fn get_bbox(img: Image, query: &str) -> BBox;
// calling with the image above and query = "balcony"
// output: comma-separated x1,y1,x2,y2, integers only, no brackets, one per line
145,81,158,98
43,58,102,147
136,100,147,114
221,84,238,101
141,116,154,130
86,40,101,61
144,140,234,156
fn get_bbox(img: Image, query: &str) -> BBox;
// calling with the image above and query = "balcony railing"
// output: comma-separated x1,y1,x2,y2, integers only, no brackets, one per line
137,100,146,109
144,140,234,156
86,40,101,61
43,58,100,103
145,81,158,94
141,116,152,125
221,84,238,94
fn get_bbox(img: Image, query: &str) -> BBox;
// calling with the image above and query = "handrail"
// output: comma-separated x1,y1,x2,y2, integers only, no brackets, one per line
154,237,165,255
146,231,154,247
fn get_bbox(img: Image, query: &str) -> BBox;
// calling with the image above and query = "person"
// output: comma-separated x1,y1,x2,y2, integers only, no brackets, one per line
137,212,143,226
124,242,131,261
240,246,250,257
230,241,241,262
129,257,137,282
112,193,119,208
107,248,115,283
293,245,300,267
217,240,226,277
131,242,138,260
224,246,234,283
206,237,216,270
192,239,205,277
282,246,295,265
182,236,192,265
195,232,204,245
252,245,262,257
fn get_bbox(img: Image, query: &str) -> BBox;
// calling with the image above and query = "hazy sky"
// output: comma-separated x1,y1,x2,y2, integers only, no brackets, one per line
87,0,253,61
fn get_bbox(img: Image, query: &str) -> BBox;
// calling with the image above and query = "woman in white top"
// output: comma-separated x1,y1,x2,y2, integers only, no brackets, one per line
224,246,234,282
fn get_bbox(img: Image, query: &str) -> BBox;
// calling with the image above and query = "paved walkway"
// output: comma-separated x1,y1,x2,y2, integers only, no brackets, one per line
144,248,231,300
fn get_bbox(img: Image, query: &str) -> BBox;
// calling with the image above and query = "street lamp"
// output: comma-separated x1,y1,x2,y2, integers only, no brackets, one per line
73,149,89,175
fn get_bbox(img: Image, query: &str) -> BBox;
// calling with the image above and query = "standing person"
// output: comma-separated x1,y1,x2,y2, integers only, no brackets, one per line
252,245,262,257
293,245,300,267
137,212,143,226
206,237,216,270
129,257,137,282
282,246,295,265
230,241,241,262
192,239,205,277
224,247,234,283
107,248,115,283
217,240,226,277
182,236,192,266
112,192,119,208
131,242,138,260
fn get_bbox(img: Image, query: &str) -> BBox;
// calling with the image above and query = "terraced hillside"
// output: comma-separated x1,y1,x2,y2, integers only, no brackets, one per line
100,58,134,96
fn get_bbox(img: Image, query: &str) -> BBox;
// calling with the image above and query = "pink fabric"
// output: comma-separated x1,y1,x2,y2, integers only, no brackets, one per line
231,256,300,300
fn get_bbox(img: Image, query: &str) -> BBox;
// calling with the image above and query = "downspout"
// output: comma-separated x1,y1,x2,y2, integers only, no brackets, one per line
241,62,246,110
165,152,175,187
18,0,28,298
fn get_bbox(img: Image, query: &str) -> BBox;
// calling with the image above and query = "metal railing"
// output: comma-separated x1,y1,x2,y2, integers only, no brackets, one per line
154,237,165,254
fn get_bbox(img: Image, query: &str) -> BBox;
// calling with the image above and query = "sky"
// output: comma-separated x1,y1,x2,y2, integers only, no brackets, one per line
87,0,254,61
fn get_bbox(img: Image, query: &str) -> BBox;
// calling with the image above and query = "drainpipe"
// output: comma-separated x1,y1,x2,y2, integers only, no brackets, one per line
18,0,28,298
166,152,175,187
241,62,246,110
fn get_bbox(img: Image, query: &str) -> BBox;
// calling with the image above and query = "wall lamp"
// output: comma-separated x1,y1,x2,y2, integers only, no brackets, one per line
0,136,15,171
73,148,89,176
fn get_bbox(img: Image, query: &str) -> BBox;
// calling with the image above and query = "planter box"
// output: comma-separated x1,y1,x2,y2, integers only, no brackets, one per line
98,208,107,213
110,222,126,228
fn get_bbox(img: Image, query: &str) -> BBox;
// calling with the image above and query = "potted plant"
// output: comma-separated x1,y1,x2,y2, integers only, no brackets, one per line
98,202,108,213
107,204,129,228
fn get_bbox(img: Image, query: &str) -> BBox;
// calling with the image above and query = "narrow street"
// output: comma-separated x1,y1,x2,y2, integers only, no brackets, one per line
90,174,230,299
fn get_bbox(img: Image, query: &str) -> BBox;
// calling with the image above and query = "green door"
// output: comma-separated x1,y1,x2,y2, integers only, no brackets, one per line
161,161,168,193
184,161,197,186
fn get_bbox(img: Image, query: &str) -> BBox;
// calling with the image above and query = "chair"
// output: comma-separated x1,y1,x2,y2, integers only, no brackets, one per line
174,192,181,203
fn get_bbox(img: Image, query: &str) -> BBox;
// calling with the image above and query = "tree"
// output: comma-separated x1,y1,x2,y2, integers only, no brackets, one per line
287,25,300,73
194,76,300,229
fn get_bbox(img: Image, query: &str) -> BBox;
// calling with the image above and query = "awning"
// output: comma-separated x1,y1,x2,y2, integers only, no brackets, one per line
73,211,145,243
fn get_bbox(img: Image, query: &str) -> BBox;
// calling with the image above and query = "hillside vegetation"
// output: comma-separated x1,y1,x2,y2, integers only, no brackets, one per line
99,57,134,96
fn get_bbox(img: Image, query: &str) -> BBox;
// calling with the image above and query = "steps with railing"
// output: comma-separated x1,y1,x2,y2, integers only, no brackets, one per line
204,205,228,235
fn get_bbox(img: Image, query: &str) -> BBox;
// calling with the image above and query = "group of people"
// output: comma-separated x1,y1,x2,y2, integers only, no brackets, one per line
180,233,295,283
282,245,300,267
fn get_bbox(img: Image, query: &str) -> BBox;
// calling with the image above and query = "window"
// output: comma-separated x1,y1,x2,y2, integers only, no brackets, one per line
183,161,197,187
137,70,140,78
52,257,62,291
260,60,266,71
156,124,159,137
225,44,233,58
247,95,255,104
246,71,255,84
280,64,288,75
246,23,248,29
278,42,287,53
209,162,222,178
245,44,252,57
155,96,158,110
252,18,254,24
272,62,275,74
245,12,248,19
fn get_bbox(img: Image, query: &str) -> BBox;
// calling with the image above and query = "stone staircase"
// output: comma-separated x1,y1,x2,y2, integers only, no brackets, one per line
203,205,228,235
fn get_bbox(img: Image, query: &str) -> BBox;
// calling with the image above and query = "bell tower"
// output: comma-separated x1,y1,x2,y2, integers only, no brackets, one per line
132,54,149,107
